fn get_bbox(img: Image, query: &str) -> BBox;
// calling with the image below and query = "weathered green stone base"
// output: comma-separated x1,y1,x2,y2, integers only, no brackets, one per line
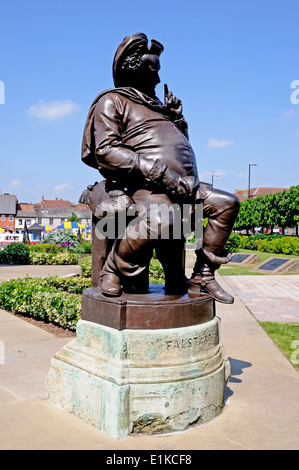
45,318,230,439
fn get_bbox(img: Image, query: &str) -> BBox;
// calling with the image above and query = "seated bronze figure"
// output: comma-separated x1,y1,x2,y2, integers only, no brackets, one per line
81,32,240,304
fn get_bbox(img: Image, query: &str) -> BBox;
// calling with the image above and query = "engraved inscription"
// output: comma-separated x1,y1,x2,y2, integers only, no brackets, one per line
166,336,209,349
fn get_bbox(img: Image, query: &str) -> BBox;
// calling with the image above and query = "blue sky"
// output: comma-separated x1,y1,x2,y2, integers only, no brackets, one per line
0,0,298,204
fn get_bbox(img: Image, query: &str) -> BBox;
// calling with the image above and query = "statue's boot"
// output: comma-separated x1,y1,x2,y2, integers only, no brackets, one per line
99,235,151,297
99,249,122,296
189,185,240,303
189,249,234,304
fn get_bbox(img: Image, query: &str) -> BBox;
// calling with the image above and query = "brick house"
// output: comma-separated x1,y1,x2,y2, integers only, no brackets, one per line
0,194,17,231
15,203,37,230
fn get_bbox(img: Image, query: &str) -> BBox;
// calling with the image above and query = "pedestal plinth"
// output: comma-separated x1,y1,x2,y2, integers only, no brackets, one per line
46,287,230,439
81,284,215,330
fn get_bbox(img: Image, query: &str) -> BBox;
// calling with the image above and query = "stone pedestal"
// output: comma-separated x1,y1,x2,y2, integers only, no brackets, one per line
46,293,230,439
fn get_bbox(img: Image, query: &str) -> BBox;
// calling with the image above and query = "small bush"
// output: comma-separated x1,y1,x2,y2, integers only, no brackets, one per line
81,241,92,254
29,243,64,254
80,260,92,278
0,243,30,264
225,232,241,253
149,262,165,284
42,230,83,254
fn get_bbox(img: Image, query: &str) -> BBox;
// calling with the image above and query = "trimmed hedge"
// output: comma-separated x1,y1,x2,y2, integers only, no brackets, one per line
45,275,91,293
29,243,65,253
239,234,299,255
29,252,79,265
0,277,81,330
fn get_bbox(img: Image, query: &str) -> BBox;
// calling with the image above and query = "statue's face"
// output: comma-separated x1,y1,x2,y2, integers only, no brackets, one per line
139,53,161,92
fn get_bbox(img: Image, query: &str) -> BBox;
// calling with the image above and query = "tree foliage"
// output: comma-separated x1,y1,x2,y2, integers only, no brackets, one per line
234,185,299,233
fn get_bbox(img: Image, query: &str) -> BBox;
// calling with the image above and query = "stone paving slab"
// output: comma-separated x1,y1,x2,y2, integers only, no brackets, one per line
0,264,81,282
224,275,299,322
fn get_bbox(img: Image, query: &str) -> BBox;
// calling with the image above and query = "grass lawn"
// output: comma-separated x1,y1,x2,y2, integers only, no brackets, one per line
259,322,299,372
78,255,92,266
218,249,299,276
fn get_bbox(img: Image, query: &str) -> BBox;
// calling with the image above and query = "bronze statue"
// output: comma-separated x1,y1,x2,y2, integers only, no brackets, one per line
81,33,240,304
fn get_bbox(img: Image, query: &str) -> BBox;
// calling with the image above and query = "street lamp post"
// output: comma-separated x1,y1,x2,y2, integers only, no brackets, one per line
248,163,257,199
212,174,219,187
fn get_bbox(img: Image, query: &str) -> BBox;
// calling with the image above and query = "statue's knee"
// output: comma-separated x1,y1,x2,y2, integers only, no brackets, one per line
148,210,174,239
230,194,240,212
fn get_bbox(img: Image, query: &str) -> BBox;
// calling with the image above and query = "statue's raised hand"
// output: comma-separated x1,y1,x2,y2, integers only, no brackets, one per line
164,84,183,119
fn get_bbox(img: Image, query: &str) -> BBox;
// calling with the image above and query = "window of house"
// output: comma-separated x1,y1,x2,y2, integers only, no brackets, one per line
18,219,23,226
9,215,13,222
49,218,53,225
38,218,42,225
1,215,5,221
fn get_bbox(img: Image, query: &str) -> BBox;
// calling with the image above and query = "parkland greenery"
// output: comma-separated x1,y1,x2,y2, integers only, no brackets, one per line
234,185,299,235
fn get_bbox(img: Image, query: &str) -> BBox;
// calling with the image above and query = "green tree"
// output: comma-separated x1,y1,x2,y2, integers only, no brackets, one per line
67,212,80,222
234,198,254,233
286,185,299,235
261,193,279,232
251,196,264,232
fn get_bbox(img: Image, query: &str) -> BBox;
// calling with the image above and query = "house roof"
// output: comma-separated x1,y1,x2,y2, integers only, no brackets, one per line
17,203,34,211
34,207,91,218
0,194,17,214
234,187,288,202
15,210,36,218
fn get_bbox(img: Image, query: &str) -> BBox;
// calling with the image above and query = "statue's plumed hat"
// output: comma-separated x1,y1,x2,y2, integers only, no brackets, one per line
112,32,163,87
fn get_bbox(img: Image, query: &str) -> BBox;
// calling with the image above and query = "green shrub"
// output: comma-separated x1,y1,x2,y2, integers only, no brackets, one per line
81,241,92,254
42,230,83,254
29,252,79,265
149,262,165,284
0,277,81,330
257,236,299,255
0,243,30,264
29,243,64,254
80,260,92,278
45,275,91,293
225,232,241,253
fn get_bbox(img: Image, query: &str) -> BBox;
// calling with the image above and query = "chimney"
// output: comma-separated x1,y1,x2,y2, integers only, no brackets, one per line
41,195,45,208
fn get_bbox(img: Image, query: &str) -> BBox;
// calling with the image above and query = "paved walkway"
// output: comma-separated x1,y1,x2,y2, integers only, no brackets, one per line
0,265,298,450
0,264,81,282
224,275,299,322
